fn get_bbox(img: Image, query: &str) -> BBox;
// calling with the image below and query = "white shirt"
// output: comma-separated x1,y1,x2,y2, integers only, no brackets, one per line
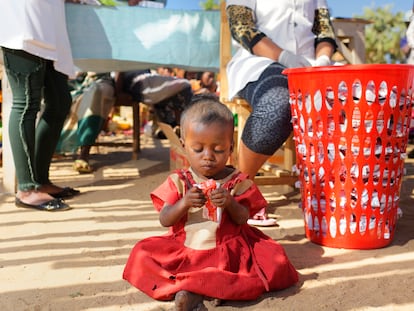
226,0,329,99
0,0,75,77
406,20,414,65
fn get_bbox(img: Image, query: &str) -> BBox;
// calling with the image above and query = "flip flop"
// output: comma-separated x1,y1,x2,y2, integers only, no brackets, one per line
247,218,278,227
73,159,93,174
248,207,278,227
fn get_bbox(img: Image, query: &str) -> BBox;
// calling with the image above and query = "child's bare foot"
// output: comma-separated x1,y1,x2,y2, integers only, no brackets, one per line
211,298,222,306
205,297,223,307
174,290,204,311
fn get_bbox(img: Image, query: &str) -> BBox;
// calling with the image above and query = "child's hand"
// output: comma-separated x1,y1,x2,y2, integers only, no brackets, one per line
209,188,232,209
183,187,207,209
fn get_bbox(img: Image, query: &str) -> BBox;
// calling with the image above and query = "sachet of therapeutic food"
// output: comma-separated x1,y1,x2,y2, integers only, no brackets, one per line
195,179,221,222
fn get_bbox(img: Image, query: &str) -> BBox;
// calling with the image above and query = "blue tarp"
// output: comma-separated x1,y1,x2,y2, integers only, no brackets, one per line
65,3,221,72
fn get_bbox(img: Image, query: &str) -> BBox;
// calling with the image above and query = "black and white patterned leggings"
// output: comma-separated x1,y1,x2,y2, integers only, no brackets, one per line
238,62,292,156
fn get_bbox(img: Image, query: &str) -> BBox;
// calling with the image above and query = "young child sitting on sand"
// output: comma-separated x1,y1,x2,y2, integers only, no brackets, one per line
123,94,298,310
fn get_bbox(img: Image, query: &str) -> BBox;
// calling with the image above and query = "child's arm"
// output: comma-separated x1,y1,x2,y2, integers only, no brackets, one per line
209,188,249,225
159,186,206,227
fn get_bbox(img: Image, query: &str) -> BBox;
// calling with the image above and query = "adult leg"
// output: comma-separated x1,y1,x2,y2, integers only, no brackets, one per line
35,61,72,185
238,63,291,225
34,62,80,199
238,141,269,180
238,63,292,179
3,48,45,191
74,80,115,173
3,48,68,209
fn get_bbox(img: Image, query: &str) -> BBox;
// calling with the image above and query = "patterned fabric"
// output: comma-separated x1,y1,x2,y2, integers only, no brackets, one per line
226,0,337,155
124,71,193,128
227,5,266,53
56,73,115,153
225,0,337,99
152,85,193,127
312,8,337,49
238,63,292,155
227,5,336,54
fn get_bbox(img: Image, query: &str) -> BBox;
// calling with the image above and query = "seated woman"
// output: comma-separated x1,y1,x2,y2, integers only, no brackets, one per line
225,0,337,226
57,69,193,173
115,70,193,139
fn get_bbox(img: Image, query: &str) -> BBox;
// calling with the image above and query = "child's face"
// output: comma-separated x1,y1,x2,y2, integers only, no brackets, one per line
182,121,233,180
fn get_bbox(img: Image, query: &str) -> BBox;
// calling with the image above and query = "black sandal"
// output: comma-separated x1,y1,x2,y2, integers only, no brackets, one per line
49,187,80,199
15,197,71,211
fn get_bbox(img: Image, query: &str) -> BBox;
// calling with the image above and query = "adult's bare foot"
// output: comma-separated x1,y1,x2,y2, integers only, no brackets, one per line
174,290,204,311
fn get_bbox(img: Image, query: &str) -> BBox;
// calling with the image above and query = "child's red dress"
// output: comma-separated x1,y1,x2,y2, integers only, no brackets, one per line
123,168,298,301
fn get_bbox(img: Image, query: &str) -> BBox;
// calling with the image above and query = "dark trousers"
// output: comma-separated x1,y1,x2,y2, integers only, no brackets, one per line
2,48,72,191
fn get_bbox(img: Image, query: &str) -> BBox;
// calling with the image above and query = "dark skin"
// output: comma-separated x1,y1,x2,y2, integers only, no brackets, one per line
159,121,249,228
174,290,205,311
160,119,248,310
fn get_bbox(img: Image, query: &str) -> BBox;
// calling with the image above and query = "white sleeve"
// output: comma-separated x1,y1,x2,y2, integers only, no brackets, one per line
407,21,414,48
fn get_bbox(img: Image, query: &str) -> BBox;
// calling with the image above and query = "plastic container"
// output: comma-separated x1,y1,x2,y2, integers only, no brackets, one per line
283,64,414,249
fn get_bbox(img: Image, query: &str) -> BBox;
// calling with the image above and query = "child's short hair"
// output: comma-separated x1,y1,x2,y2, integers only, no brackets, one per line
180,94,234,138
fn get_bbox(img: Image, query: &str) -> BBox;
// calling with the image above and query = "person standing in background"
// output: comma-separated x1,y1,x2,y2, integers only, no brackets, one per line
0,0,80,211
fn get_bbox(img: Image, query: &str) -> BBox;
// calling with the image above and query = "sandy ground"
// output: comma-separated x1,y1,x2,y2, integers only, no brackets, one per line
1,133,414,311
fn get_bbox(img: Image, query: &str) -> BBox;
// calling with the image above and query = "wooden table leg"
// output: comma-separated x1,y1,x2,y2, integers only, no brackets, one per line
131,102,140,160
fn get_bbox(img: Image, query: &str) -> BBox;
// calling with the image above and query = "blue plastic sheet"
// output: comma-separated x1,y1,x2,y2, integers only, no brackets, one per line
66,3,221,72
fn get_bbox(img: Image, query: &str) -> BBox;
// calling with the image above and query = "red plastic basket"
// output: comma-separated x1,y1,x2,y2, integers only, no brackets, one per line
283,64,414,249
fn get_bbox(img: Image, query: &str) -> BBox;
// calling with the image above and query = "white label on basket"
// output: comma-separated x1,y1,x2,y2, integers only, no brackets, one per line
329,216,337,238
360,215,367,233
365,81,376,104
314,90,322,112
339,216,347,235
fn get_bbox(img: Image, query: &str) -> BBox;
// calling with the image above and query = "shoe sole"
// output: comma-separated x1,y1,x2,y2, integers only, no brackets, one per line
247,218,278,227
